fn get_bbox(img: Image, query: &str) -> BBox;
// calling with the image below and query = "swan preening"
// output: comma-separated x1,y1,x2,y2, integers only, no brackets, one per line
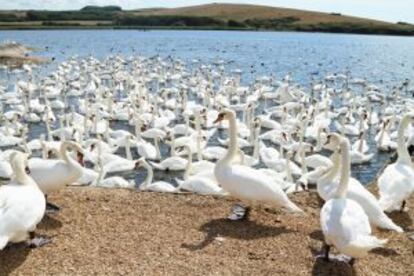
0,55,412,267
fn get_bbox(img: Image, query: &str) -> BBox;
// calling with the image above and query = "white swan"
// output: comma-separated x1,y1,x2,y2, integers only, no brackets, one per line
175,146,225,196
149,146,190,171
137,158,179,193
29,141,84,195
378,112,414,212
213,109,303,214
92,159,135,189
0,152,47,250
320,137,387,264
319,133,403,232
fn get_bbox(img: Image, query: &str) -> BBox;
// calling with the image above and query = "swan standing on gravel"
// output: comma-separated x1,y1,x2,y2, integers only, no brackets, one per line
320,137,387,265
378,112,414,212
213,109,303,220
0,152,49,250
319,133,403,232
29,141,85,211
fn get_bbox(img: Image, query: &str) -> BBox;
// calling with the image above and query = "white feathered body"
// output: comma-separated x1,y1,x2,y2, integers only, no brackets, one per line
29,159,82,194
215,164,302,212
378,162,414,212
0,183,46,249
321,198,387,258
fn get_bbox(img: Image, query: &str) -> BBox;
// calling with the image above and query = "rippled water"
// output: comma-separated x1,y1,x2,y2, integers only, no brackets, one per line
1,30,414,185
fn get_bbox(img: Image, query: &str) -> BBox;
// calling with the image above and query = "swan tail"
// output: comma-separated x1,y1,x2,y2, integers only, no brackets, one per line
372,213,404,233
0,236,9,250
348,235,387,253
149,161,164,170
284,200,304,214
174,178,186,191
378,196,397,212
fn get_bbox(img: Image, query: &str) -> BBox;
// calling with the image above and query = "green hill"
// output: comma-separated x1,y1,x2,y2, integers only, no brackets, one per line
0,3,413,35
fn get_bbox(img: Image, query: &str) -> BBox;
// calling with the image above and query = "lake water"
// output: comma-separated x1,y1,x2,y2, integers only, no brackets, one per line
1,30,414,185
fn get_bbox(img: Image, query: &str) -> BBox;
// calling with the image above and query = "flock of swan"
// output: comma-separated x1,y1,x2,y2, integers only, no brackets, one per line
0,55,413,267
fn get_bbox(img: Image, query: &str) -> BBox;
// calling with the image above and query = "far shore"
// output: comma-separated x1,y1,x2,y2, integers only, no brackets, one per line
1,24,414,37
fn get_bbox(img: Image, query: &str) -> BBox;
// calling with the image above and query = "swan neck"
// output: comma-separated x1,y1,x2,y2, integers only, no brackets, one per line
334,139,350,199
125,138,132,160
397,115,411,164
221,112,238,164
154,137,161,160
183,147,193,180
143,161,153,188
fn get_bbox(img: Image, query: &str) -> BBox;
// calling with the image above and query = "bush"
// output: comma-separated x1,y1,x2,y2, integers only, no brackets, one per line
397,21,412,26
42,21,81,26
244,16,300,29
80,6,122,12
0,13,24,22
227,19,246,28
26,9,117,21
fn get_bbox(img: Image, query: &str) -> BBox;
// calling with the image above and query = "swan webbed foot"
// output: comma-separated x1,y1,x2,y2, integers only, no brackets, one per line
400,200,407,213
26,232,51,248
323,243,330,262
228,203,250,221
46,202,61,213
315,243,331,261
300,182,308,192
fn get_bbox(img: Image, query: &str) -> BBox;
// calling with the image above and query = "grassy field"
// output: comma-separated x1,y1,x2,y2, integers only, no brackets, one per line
0,3,413,35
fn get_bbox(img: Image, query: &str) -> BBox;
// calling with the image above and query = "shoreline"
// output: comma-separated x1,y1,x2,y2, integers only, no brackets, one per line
0,25,414,38
0,186,412,275
0,25,413,37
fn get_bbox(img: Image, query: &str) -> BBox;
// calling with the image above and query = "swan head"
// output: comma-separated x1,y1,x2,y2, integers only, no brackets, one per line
253,117,261,128
134,157,147,169
324,133,342,151
77,151,85,167
10,152,30,177
214,109,235,123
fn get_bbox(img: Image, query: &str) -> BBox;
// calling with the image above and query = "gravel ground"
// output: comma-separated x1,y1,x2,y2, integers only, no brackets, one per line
0,186,413,276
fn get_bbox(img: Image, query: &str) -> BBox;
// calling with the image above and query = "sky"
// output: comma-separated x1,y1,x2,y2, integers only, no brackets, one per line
0,0,413,23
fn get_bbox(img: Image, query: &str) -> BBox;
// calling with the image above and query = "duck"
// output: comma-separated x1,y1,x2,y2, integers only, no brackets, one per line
0,152,48,250
378,112,414,212
213,109,303,219
320,135,387,265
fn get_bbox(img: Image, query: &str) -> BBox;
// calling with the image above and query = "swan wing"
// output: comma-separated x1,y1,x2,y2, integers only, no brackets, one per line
29,159,81,193
321,198,372,251
378,163,414,211
215,165,302,212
